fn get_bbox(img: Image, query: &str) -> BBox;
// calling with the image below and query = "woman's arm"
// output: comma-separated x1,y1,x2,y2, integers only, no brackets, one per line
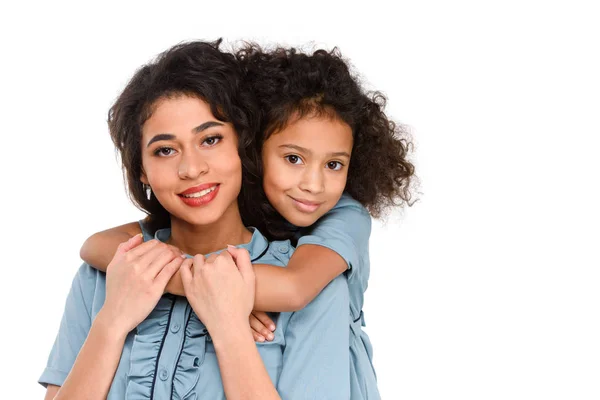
51,310,128,399
44,385,60,400
42,237,183,399
181,248,281,400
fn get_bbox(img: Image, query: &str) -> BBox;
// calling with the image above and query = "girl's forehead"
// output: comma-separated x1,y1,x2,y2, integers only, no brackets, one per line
266,116,353,149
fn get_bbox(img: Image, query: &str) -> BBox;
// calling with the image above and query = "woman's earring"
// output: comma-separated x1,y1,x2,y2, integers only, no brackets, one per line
145,184,152,200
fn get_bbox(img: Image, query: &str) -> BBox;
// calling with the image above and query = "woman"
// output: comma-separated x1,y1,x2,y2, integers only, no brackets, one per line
39,40,350,399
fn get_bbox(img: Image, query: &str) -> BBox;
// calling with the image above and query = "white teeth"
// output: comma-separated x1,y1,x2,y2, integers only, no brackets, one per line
182,186,217,198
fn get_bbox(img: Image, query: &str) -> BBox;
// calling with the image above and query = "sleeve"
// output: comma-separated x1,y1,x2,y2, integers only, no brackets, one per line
277,275,351,399
296,194,371,279
38,263,98,388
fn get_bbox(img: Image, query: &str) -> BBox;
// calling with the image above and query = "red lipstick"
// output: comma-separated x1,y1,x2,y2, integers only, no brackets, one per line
178,183,220,207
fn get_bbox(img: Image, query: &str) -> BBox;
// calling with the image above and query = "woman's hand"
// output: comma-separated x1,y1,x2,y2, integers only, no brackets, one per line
100,234,184,335
180,246,255,338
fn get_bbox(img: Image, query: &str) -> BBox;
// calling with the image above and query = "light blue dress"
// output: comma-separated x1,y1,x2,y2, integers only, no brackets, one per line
297,193,380,399
39,226,351,399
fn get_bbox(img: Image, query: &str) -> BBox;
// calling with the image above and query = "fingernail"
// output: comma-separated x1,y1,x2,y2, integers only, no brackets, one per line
180,254,186,258
267,333,274,340
270,325,276,331
227,244,236,250
257,336,265,342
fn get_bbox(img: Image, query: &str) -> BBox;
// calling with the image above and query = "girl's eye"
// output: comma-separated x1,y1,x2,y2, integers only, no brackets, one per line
155,147,176,157
327,161,343,171
284,155,304,165
202,135,223,147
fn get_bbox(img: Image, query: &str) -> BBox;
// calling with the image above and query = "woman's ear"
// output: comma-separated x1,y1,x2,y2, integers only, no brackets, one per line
140,172,149,185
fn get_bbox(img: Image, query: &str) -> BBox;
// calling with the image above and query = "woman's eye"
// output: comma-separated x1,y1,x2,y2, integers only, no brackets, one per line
155,147,175,157
202,135,222,146
327,161,343,171
285,155,303,165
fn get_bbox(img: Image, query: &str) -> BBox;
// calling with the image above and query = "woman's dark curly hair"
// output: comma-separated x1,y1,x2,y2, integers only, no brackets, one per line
236,44,416,237
108,39,261,233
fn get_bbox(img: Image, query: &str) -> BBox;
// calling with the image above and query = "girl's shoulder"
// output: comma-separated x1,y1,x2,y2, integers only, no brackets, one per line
332,193,368,213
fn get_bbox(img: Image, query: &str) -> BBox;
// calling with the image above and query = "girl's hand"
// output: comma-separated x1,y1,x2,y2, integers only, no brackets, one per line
250,311,276,342
180,246,255,338
101,235,184,335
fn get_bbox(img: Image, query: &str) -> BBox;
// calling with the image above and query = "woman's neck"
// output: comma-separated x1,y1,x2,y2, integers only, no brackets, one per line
167,202,253,256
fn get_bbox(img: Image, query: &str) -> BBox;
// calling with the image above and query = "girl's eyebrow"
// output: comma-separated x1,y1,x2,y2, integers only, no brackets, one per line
279,144,350,158
147,121,225,147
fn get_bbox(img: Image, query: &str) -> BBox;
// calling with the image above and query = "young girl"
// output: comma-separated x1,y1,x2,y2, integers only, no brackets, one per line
80,44,415,399
40,40,351,399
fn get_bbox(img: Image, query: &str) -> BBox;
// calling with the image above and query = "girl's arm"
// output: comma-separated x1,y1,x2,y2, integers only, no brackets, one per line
254,196,371,312
252,244,347,311
82,197,368,311
83,226,346,310
80,222,186,295
80,222,141,268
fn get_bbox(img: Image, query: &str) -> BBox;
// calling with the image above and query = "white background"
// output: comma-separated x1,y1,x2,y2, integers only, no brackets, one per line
1,0,599,398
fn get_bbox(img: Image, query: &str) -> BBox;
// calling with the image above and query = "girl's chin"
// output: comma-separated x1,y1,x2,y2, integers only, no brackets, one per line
283,213,320,228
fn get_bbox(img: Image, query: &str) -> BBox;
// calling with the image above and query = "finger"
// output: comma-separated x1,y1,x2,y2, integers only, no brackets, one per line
125,238,160,259
179,258,195,293
118,233,144,254
253,311,276,332
154,256,184,289
227,246,254,282
138,242,176,271
253,330,266,342
250,313,274,340
168,244,185,257
147,246,183,278
204,253,218,264
192,254,206,274
214,251,235,269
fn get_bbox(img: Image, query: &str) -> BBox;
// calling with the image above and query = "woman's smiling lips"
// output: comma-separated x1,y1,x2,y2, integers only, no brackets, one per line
179,183,220,207
288,196,323,213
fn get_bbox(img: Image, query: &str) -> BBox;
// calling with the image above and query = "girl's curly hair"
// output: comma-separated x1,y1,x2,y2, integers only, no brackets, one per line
236,44,416,237
108,40,261,233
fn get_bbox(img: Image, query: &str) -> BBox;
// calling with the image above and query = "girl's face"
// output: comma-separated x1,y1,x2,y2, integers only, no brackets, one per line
261,115,353,227
140,95,242,227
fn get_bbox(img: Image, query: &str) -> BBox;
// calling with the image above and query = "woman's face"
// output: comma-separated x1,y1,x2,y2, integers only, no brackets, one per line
140,95,242,227
261,115,353,227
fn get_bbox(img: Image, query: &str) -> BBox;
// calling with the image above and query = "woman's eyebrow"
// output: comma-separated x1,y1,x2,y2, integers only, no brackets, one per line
147,121,225,147
147,133,175,147
193,121,224,133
